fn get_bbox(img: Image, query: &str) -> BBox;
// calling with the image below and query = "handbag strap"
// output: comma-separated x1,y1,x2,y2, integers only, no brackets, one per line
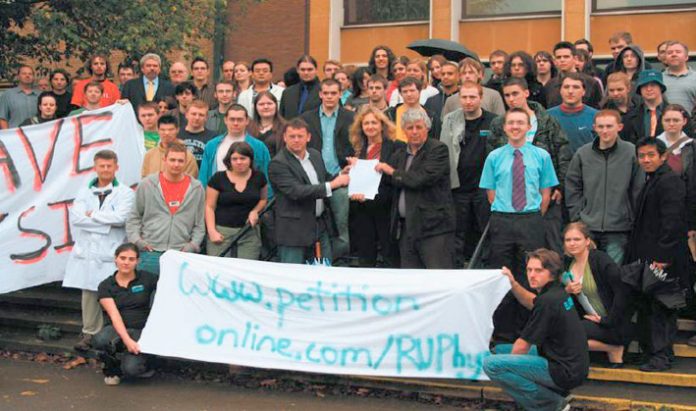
665,136,691,156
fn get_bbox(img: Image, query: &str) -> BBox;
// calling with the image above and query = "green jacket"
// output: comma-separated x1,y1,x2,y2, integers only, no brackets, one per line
488,101,570,190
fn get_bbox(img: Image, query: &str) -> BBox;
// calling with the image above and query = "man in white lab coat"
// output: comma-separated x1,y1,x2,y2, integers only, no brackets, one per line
63,149,135,351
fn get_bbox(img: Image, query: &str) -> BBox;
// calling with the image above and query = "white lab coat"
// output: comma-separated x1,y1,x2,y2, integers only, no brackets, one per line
62,181,135,291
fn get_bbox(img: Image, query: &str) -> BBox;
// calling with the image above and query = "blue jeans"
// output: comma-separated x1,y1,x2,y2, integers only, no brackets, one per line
92,326,150,377
277,222,333,265
483,344,566,411
137,251,164,275
329,187,350,260
591,231,628,265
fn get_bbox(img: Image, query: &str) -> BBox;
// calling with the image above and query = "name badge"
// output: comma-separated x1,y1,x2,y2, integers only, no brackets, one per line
480,130,490,137
168,200,181,207
131,284,145,294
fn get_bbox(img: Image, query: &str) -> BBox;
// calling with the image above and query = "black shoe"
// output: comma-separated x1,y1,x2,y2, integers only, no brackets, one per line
639,357,671,372
74,333,93,351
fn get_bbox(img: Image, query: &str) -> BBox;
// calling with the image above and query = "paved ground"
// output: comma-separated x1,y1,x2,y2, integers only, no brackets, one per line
0,358,469,411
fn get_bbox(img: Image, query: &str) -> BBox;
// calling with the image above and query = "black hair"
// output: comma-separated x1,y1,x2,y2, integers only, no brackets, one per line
251,58,274,73
503,51,536,81
574,38,594,53
350,67,372,99
191,56,209,70
158,114,179,128
115,242,140,258
502,76,529,91
636,137,667,155
368,45,396,81
36,91,57,118
283,67,300,88
222,141,255,170
49,69,71,85
174,81,196,96
554,41,577,56
296,55,318,68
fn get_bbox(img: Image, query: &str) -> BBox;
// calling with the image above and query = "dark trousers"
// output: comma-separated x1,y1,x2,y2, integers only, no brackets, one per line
637,295,678,364
92,326,150,377
488,212,546,342
398,220,454,269
543,201,563,255
349,200,396,267
452,189,490,268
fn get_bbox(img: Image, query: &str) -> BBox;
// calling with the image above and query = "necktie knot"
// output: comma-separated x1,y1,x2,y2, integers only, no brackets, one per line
514,149,522,158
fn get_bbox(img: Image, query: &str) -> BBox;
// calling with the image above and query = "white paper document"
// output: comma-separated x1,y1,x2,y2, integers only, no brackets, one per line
348,159,382,200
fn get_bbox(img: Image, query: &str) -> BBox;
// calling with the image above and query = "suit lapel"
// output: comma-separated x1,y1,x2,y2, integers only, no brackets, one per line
283,149,312,185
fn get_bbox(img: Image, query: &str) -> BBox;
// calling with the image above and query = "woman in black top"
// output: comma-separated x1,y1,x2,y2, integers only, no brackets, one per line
563,222,633,367
205,142,268,259
93,243,158,386
20,91,58,126
247,91,285,158
347,106,404,267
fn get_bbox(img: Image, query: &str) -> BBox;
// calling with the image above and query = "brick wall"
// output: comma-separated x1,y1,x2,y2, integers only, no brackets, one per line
225,0,308,83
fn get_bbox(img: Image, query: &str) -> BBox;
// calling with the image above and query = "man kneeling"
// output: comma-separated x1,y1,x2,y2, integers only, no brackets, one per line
483,249,589,411
93,243,158,385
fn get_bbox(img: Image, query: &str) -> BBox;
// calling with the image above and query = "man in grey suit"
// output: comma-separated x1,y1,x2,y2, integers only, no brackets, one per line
268,118,350,264
121,53,175,111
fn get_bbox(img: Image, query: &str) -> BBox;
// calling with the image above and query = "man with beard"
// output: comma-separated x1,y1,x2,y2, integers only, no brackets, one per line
72,54,121,108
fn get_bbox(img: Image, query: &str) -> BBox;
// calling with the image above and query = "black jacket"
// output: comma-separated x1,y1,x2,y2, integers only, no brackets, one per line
356,138,405,207
301,107,355,171
621,100,667,143
386,138,455,240
566,249,634,344
627,163,690,287
279,78,321,119
544,72,603,109
268,147,336,247
423,90,456,123
385,104,442,142
121,76,175,111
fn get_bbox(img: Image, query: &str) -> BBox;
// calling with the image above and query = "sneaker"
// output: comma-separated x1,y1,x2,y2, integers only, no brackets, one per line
73,334,93,352
104,375,121,386
138,369,155,379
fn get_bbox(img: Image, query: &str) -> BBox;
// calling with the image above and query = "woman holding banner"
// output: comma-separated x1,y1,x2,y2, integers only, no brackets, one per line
20,91,58,126
93,243,157,386
205,141,268,258
347,106,403,267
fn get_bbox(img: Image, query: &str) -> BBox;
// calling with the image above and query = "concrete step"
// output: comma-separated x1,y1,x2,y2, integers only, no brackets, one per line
0,306,82,334
0,285,81,312
0,327,77,355
588,357,696,388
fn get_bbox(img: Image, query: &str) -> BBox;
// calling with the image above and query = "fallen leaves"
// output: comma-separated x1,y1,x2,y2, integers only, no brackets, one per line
62,356,86,370
21,379,49,384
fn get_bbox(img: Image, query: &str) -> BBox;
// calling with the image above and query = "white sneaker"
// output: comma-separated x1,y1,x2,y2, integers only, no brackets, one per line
104,375,121,386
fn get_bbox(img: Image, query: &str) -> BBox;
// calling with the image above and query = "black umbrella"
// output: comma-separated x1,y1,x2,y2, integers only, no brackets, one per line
407,39,479,62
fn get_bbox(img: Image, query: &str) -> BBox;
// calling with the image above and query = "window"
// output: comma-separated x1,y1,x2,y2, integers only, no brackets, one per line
593,0,696,11
462,0,562,18
343,0,429,26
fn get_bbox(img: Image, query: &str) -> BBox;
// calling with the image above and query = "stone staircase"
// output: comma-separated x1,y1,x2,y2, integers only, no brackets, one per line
1,283,695,410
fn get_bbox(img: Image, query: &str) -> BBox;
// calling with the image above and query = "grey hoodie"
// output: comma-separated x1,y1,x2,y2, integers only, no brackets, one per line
565,138,644,232
126,173,205,252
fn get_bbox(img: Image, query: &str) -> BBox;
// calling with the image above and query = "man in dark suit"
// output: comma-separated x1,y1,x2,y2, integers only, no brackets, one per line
627,137,690,372
376,108,455,268
301,79,355,260
121,53,175,111
279,55,321,119
268,118,350,264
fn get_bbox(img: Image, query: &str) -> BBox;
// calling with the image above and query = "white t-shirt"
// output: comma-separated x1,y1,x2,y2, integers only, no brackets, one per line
215,135,246,171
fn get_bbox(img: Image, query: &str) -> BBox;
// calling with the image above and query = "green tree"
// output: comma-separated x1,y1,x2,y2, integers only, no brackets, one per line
0,0,259,79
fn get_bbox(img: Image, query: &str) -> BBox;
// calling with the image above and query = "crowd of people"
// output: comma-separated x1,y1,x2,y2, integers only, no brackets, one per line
1,31,695,410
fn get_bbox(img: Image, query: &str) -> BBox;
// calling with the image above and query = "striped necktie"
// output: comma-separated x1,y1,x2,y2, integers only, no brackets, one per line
512,149,527,211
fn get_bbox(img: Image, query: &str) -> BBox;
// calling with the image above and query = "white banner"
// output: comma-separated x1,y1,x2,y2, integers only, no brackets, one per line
140,251,510,380
0,104,144,293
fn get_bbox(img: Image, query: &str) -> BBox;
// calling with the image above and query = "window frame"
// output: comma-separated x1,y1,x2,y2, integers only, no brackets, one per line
343,0,430,27
460,0,562,19
591,0,696,12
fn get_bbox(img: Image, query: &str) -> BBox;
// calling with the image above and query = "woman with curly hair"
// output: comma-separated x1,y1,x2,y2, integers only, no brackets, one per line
347,106,404,267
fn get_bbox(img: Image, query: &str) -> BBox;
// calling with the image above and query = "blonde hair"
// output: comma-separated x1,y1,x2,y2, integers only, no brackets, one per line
563,222,597,253
349,106,396,156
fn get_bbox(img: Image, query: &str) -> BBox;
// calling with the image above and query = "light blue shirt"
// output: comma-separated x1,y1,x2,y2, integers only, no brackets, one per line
142,76,160,96
319,107,340,175
479,142,559,213
0,87,40,128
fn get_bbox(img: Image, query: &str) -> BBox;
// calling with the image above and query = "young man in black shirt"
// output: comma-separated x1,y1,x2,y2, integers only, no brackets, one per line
484,248,589,411
440,81,496,267
179,99,217,166
93,243,158,386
